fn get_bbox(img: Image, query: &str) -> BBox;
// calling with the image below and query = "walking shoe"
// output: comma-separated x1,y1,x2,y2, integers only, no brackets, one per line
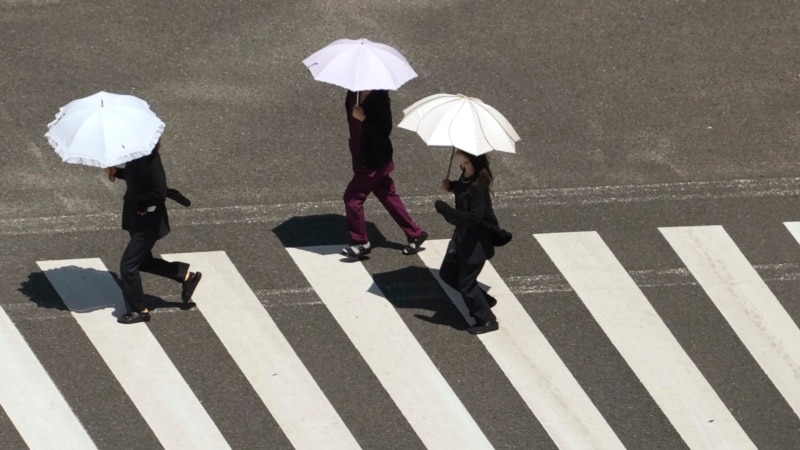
487,295,498,308
402,231,428,255
182,272,202,303
468,320,499,335
117,311,150,324
341,242,371,258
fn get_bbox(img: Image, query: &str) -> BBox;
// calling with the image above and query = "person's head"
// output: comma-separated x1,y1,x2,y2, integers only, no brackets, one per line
456,149,493,187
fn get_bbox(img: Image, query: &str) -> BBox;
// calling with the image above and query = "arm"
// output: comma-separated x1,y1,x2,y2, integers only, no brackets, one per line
435,185,489,227
104,167,125,181
360,93,392,140
129,155,167,208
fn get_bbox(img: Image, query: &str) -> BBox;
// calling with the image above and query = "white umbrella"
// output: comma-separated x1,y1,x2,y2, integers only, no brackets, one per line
45,91,165,168
302,38,417,93
398,93,520,156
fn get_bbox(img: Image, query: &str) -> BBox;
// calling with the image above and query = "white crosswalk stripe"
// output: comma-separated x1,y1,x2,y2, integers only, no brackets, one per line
661,225,800,421
534,231,756,449
162,251,360,450
1,222,797,448
287,245,493,449
418,239,625,449
0,303,96,450
36,258,230,450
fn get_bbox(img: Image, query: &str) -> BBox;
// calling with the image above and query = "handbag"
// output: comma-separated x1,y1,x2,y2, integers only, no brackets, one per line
490,227,513,246
481,219,512,247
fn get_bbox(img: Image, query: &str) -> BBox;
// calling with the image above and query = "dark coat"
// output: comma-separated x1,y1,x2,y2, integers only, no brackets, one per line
435,175,498,263
115,152,170,239
345,90,393,169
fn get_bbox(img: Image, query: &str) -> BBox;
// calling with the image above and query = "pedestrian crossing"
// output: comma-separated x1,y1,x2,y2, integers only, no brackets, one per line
3,222,800,448
38,258,229,449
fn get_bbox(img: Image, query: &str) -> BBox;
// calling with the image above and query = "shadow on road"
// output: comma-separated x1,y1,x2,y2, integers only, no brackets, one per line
19,268,191,315
371,265,468,331
272,213,403,250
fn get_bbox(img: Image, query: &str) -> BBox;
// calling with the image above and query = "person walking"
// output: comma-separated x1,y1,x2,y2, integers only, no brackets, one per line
104,140,202,324
341,89,428,258
434,149,499,334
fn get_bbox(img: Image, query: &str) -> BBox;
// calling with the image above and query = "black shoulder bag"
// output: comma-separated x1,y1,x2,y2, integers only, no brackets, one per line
481,219,513,247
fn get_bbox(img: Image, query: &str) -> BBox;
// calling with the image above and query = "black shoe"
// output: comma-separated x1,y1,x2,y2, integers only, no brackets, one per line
117,311,150,324
182,272,202,303
486,295,497,308
468,320,499,335
402,231,428,255
342,243,371,258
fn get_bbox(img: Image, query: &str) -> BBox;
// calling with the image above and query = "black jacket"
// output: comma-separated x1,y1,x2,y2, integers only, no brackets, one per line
115,152,170,238
345,90,393,169
435,175,498,263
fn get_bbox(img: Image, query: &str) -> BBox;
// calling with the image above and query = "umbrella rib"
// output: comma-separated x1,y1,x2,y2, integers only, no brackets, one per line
409,96,463,139
472,100,520,152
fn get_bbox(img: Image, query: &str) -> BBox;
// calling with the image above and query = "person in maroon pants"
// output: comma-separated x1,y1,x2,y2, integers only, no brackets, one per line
341,89,427,258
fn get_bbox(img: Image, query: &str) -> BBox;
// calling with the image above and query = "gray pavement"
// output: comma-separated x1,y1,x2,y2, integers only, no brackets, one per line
2,0,800,448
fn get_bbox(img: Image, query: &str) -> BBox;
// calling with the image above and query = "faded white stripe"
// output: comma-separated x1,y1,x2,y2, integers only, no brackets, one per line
5,177,800,235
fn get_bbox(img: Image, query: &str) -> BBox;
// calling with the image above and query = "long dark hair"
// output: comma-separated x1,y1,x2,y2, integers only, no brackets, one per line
458,150,493,188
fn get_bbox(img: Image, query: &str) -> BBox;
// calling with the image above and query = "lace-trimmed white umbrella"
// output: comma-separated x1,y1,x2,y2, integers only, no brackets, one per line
45,91,165,168
303,38,417,95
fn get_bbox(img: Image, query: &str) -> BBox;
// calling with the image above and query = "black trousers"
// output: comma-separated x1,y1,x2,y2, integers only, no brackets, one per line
439,250,497,325
120,230,188,313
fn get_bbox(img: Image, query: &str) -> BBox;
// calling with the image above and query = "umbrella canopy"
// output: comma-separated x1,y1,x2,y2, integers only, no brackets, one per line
398,93,521,155
45,91,165,168
302,38,417,92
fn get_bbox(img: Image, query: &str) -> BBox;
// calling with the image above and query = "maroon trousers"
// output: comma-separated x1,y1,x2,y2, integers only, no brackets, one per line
343,161,423,244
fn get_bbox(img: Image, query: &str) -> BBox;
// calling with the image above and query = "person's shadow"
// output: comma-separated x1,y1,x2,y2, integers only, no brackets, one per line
272,213,405,254
371,266,469,330
18,267,191,318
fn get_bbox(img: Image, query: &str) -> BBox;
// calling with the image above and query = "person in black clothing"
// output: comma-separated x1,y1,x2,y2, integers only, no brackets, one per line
434,149,499,334
104,140,202,324
341,89,428,258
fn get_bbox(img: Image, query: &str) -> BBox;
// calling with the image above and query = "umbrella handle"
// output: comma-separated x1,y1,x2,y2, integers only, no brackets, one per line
446,147,455,179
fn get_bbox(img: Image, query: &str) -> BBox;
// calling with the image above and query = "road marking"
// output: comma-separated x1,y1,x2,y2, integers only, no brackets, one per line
162,251,359,450
0,306,96,449
6,177,800,235
535,231,756,449
786,221,800,247
663,225,800,420
417,239,625,449
286,245,492,450
36,258,230,450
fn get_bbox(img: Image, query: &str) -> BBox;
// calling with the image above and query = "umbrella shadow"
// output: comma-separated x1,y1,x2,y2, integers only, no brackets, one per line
19,267,192,318
271,213,405,251
371,265,469,330
18,271,70,312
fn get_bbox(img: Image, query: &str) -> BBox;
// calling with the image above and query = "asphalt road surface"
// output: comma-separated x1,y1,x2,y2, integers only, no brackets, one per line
2,0,800,448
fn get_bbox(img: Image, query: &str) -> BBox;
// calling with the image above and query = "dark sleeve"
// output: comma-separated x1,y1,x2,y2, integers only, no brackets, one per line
130,155,167,207
361,92,392,140
345,91,355,114
440,185,490,227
